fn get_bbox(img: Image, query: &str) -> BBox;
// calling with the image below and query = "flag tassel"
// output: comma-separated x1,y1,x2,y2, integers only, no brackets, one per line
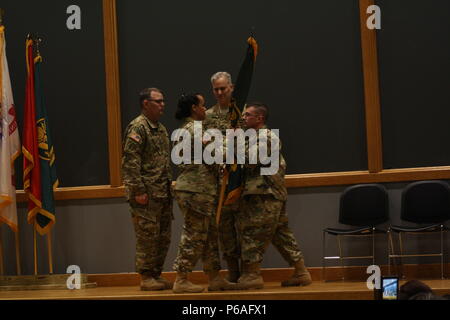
47,231,53,274
15,231,21,275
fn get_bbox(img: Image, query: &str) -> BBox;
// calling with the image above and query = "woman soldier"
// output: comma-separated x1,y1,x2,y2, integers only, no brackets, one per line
172,93,235,293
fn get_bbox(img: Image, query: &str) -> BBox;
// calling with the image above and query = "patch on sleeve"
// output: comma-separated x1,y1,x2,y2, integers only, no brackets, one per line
129,134,142,144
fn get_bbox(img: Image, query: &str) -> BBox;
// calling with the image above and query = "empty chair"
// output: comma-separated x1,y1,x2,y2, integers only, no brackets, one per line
388,180,450,279
323,184,389,281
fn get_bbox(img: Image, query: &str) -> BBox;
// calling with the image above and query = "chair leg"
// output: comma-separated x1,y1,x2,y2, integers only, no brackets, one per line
322,231,326,282
399,232,405,279
337,235,344,281
387,230,391,276
372,228,375,267
388,230,396,276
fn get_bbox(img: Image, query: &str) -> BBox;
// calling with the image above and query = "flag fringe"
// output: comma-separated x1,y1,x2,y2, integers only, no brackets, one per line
224,187,244,206
22,146,35,184
0,215,18,233
0,195,12,210
35,219,55,236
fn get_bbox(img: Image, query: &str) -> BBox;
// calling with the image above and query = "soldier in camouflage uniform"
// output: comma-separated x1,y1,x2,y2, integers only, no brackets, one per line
172,94,235,293
236,102,312,290
122,88,173,291
204,72,242,282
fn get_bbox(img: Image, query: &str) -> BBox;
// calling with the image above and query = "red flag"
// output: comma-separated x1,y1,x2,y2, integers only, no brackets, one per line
22,38,42,225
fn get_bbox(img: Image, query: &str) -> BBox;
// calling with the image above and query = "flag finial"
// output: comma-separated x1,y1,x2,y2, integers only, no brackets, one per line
35,35,43,57
0,8,5,26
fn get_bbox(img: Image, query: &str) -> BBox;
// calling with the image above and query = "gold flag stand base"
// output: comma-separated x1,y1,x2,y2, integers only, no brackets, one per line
0,274,97,291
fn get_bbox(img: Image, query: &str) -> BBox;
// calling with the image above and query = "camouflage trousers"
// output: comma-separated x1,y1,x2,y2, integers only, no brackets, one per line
218,201,241,261
130,196,173,277
173,191,221,273
238,194,303,265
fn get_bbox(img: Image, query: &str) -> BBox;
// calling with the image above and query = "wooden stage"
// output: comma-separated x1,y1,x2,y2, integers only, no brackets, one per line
1,266,450,300
1,279,450,300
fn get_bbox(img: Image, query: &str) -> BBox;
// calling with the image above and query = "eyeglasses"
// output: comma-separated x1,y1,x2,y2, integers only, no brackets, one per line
147,99,165,104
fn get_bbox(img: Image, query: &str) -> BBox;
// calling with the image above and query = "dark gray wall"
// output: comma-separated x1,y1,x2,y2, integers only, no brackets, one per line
118,0,369,175
2,183,448,276
2,0,109,188
377,0,450,169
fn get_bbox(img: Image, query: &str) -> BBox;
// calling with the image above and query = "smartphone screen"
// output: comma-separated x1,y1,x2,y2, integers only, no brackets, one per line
382,277,399,300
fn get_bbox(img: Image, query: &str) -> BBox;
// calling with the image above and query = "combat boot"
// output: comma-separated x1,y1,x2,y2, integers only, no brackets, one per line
225,258,240,283
140,275,166,291
173,272,205,294
155,275,173,289
236,263,264,290
281,258,312,287
207,271,238,291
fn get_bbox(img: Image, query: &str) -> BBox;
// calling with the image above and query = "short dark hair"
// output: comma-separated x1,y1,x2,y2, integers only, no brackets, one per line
175,93,202,120
246,102,269,122
399,280,434,300
139,87,164,107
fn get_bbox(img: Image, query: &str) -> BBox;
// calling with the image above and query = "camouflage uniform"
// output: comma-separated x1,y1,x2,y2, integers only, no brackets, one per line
238,126,304,265
173,118,222,273
122,114,173,278
204,104,241,263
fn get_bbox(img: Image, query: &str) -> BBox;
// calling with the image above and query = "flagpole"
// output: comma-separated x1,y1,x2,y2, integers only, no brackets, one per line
0,226,4,275
47,231,53,274
15,231,21,275
33,222,38,275
216,169,229,226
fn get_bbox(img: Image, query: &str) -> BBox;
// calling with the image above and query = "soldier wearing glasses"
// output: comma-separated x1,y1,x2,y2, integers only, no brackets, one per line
122,88,173,291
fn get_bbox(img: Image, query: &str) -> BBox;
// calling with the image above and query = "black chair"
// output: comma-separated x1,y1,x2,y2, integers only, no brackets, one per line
323,184,389,281
388,180,450,279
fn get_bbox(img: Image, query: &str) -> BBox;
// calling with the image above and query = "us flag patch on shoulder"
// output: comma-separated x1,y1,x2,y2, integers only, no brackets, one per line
129,134,141,143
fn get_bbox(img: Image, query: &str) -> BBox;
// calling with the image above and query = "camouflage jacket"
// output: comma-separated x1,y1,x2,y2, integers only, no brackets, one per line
204,102,243,134
242,126,288,201
174,118,219,196
205,103,244,182
121,114,172,200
